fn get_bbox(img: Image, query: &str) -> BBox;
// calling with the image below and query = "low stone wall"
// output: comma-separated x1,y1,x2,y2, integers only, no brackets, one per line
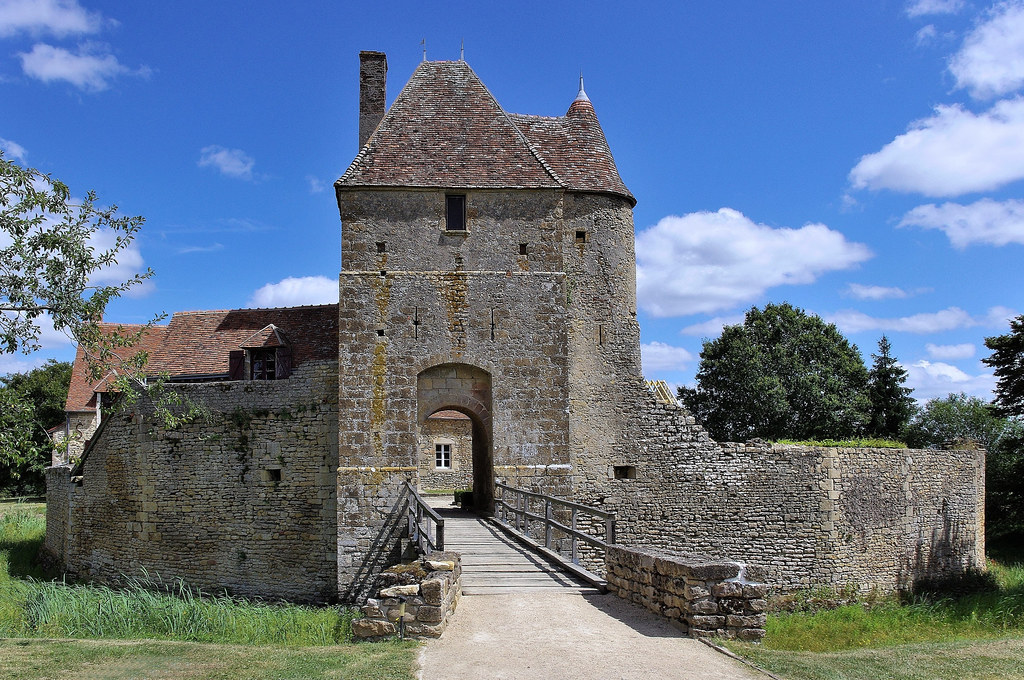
353,552,462,640
605,545,767,641
41,465,72,565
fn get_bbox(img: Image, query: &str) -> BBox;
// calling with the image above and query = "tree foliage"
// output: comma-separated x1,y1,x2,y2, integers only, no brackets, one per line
1,153,151,354
983,314,1024,418
866,335,916,438
903,392,1024,538
0,360,71,494
678,303,870,441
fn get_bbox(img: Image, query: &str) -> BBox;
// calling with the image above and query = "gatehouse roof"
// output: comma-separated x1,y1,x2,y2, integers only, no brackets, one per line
337,60,634,204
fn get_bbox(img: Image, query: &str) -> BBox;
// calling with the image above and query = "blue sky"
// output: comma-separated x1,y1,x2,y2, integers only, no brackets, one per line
1,0,1022,403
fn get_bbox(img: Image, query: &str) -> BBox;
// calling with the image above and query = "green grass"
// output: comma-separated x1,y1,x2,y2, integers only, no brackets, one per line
0,506,363,647
726,554,1024,678
0,637,417,680
775,438,907,449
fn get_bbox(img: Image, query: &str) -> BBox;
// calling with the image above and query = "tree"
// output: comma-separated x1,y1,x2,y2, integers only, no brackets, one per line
1,153,151,354
0,360,71,494
866,335,915,438
678,302,870,441
983,314,1024,418
902,392,1009,451
903,392,1024,538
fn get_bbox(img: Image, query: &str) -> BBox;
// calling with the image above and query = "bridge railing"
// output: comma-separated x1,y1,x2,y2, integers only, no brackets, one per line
403,481,444,556
494,481,615,566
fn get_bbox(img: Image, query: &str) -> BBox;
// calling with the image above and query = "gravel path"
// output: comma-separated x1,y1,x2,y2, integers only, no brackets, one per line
417,590,769,680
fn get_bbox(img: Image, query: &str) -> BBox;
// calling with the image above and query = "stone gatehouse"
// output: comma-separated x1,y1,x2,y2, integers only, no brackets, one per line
44,51,985,604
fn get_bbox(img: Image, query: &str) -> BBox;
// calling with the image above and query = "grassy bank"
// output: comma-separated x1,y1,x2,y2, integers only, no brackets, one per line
726,552,1024,679
0,637,416,680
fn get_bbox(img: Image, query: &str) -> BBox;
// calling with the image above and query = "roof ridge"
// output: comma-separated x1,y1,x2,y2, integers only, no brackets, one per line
458,61,566,188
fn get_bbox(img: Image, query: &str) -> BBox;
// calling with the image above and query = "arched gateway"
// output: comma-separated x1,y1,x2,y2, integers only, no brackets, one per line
416,364,493,511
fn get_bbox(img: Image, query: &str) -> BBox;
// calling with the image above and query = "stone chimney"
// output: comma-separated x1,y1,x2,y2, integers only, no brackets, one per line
359,51,387,149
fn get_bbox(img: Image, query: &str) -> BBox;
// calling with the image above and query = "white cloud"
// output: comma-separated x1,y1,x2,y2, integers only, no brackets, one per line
198,145,256,180
915,24,939,46
176,243,224,255
845,283,910,300
0,353,49,376
0,136,27,161
635,209,872,317
899,197,1024,247
306,175,327,193
679,315,744,337
925,342,976,359
906,0,964,17
18,42,146,92
829,306,1011,334
950,1,1024,99
247,276,338,308
850,98,1024,197
983,305,1019,327
640,341,694,373
0,0,102,38
904,359,996,401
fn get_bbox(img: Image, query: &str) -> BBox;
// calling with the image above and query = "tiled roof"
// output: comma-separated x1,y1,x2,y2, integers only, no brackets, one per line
338,60,633,204
65,324,168,412
65,305,338,412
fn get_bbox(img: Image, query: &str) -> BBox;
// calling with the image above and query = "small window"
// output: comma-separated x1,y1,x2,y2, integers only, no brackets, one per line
519,243,528,256
251,349,277,380
376,242,386,253
613,465,636,480
263,468,282,482
376,329,386,337
575,230,587,244
446,195,466,231
435,443,451,469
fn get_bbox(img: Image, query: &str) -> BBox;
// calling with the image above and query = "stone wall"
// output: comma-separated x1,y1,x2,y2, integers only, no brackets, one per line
417,413,472,491
602,389,985,593
352,551,462,640
606,545,767,641
42,465,72,564
48,361,339,603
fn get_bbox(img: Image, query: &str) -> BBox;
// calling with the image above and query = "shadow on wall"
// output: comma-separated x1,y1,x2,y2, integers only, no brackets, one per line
341,484,410,603
908,499,979,589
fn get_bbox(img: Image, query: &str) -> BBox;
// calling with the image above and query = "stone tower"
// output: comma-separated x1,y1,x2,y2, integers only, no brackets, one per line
334,52,640,597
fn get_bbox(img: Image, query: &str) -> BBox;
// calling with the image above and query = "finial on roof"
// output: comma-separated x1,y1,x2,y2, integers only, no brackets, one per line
421,38,426,62
460,39,465,61
575,73,590,102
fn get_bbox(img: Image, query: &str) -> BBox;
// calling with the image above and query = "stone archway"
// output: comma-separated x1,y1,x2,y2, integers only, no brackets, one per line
416,363,493,512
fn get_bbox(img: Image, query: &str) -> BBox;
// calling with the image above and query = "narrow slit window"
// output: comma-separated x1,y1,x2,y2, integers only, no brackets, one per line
376,242,386,253
446,195,466,231
575,230,587,244
435,443,452,469
519,243,528,256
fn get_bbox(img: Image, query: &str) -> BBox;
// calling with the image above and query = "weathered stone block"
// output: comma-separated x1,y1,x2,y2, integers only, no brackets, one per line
417,605,444,623
380,584,419,597
726,614,766,628
352,619,396,638
420,578,445,605
711,581,743,598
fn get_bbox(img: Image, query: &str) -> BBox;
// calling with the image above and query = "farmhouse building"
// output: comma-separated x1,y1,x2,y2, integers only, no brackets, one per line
45,52,985,603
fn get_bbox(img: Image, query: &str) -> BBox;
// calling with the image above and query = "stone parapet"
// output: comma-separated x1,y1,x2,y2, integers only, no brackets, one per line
352,552,462,640
605,544,766,641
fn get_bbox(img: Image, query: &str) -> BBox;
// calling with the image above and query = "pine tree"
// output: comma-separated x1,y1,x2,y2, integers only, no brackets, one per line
866,335,915,439
983,314,1024,418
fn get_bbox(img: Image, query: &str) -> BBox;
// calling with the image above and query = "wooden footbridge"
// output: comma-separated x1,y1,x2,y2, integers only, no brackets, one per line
406,481,613,595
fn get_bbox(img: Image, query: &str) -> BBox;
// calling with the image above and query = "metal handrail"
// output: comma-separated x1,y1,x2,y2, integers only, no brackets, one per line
403,481,445,556
494,481,615,565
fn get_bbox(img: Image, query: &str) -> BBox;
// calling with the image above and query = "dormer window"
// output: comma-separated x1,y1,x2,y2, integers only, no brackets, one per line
446,194,466,231
237,324,293,381
250,348,277,380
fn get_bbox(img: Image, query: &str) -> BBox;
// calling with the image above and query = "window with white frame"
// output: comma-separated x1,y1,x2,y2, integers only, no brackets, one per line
435,443,452,469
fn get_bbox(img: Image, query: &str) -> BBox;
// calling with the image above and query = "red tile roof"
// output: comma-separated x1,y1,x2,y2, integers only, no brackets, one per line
338,60,634,204
65,305,338,412
65,323,168,412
